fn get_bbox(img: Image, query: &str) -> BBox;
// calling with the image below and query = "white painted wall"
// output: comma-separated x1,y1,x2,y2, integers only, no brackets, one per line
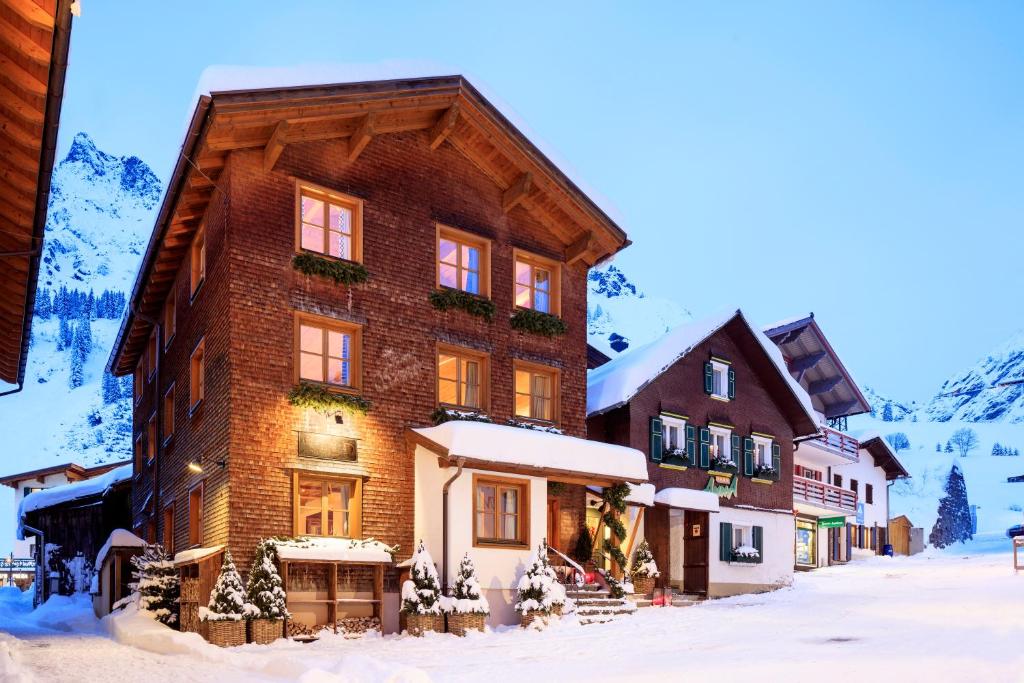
710,509,794,593
834,448,890,528
9,472,73,557
414,445,547,627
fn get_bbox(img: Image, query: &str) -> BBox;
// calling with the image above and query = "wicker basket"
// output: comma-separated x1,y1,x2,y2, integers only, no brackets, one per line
205,619,246,647
249,618,284,645
403,612,445,636
632,576,655,596
520,610,548,628
446,611,486,636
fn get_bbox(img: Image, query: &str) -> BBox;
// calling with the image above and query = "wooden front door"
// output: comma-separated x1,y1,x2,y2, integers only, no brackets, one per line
682,510,709,594
546,497,561,552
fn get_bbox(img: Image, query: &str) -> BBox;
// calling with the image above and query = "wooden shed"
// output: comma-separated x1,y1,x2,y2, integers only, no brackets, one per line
174,546,225,634
91,529,146,618
888,515,917,556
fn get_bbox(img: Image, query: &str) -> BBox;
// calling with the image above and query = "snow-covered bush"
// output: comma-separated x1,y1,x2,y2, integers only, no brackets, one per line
129,544,179,626
245,540,289,620
202,550,255,622
446,553,489,615
630,539,660,578
515,542,566,615
401,541,444,615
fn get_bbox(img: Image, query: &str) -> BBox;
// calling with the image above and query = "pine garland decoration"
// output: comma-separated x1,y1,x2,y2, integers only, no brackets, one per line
510,308,567,337
428,288,496,322
245,540,290,620
292,252,369,286
400,540,444,615
430,407,493,425
287,382,371,414
205,550,253,621
601,483,629,574
130,544,179,627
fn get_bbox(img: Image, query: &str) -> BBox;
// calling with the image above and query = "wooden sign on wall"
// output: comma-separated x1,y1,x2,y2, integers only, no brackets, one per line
297,432,357,462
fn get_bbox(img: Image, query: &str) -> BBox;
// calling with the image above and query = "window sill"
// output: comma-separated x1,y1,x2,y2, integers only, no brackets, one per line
189,399,203,418
751,477,775,485
727,561,760,567
190,279,205,304
473,540,529,551
297,249,364,267
709,395,731,403
658,462,688,471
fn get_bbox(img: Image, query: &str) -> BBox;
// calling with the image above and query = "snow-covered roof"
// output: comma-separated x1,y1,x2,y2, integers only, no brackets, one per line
95,529,146,569
273,537,396,564
848,430,911,480
412,421,648,483
18,464,131,520
654,488,721,513
173,545,224,566
586,309,819,433
586,482,656,506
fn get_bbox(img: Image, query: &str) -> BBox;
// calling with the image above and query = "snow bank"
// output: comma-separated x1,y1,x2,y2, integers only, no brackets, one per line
105,600,210,657
274,538,396,563
95,528,146,568
0,633,30,683
654,487,721,512
18,464,131,521
413,421,648,483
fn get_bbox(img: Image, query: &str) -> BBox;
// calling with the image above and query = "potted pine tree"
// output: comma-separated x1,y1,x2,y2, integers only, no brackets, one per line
445,553,489,636
515,542,567,628
201,550,252,647
245,540,289,644
400,541,445,636
629,539,660,596
130,544,180,628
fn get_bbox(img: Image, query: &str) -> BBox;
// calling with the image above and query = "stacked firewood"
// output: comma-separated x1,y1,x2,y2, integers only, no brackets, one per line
335,616,381,637
286,621,317,638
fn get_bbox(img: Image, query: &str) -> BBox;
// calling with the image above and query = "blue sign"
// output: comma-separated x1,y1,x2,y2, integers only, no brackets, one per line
856,502,865,525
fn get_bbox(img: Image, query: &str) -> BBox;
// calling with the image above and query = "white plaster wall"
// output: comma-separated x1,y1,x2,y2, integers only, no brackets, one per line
710,509,794,591
10,472,73,557
834,449,889,527
414,446,547,627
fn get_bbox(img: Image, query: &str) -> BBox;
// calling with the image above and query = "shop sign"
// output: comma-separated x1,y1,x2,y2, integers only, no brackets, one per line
818,516,845,528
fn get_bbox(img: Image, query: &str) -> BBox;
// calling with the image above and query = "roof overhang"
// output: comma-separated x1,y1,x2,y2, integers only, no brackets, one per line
0,459,130,488
0,0,74,389
653,487,721,513
859,435,910,480
109,75,631,376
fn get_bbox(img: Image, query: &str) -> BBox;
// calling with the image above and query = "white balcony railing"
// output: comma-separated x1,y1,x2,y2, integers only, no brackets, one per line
793,477,857,513
812,426,859,461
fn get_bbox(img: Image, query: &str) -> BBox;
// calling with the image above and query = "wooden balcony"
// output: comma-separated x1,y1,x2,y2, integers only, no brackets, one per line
793,477,857,514
811,426,859,462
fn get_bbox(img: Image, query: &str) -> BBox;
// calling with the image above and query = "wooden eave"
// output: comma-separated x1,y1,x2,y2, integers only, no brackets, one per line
110,76,630,376
0,0,72,388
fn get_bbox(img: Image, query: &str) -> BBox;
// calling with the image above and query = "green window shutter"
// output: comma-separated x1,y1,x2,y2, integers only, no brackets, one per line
743,437,755,476
685,424,696,466
699,427,710,468
731,434,741,468
727,368,736,399
703,361,714,394
772,442,782,481
649,417,663,463
719,522,733,562
752,526,764,564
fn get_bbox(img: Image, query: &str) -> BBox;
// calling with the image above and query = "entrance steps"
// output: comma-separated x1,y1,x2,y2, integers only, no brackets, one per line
629,592,705,608
566,587,638,626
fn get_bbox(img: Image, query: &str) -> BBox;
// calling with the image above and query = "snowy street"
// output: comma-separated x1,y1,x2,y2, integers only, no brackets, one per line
3,540,1022,683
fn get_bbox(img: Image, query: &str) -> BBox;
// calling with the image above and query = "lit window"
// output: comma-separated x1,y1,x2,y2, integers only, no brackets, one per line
514,251,560,315
297,317,360,389
753,435,773,467
190,227,205,297
295,475,361,537
297,186,362,262
438,347,487,410
514,362,558,423
437,226,490,296
661,414,687,455
188,485,203,547
163,292,176,349
163,384,175,442
474,476,528,546
189,339,205,410
710,426,732,465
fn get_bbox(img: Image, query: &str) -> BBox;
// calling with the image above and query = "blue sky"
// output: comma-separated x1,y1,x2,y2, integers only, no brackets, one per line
57,1,1024,401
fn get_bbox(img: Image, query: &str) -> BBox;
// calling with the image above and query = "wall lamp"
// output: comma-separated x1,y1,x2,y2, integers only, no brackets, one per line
187,457,226,474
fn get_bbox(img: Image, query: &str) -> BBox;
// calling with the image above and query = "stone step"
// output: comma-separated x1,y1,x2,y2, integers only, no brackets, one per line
573,598,625,607
576,604,637,616
566,591,610,600
579,616,618,625
632,598,653,608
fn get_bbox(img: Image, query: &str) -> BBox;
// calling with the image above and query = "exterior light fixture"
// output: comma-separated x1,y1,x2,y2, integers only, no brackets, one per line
187,457,226,474
334,412,344,425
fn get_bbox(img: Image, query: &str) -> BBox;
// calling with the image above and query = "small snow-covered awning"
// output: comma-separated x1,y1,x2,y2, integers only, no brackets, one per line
654,488,721,513
95,529,146,568
173,545,224,567
274,537,395,564
410,421,648,485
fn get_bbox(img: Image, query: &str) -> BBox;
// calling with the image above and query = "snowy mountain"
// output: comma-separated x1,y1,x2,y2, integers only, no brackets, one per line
860,385,918,422
925,330,1024,423
586,265,692,357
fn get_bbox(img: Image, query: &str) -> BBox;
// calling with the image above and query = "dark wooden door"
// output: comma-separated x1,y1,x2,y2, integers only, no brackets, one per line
546,498,561,552
682,510,709,594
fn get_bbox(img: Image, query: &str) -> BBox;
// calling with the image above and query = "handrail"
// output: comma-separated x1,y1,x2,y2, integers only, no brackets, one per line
546,545,585,586
793,477,857,513
815,427,860,460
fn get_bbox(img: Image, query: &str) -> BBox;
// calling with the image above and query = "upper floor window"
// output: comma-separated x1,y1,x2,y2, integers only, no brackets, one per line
147,414,157,463
146,332,157,381
189,339,205,411
294,474,362,538
514,361,559,423
163,384,175,443
710,425,733,465
513,250,560,316
296,314,361,390
163,290,176,349
865,483,874,504
850,478,859,495
297,185,362,262
707,359,733,401
190,226,206,297
133,361,143,406
437,225,490,297
794,464,822,481
437,345,488,411
163,504,175,555
188,484,203,547
753,435,773,468
661,414,686,453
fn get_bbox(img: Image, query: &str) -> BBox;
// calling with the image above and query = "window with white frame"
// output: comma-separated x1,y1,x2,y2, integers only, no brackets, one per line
753,435,773,468
711,360,729,400
710,425,732,465
661,415,686,457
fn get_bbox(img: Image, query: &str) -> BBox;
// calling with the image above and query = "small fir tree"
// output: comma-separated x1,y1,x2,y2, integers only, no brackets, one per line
630,539,660,579
881,403,894,422
245,540,289,620
69,345,84,389
571,523,594,565
929,464,973,549
944,442,954,453
205,550,251,620
514,541,566,615
992,443,1003,456
102,371,120,404
400,540,443,615
936,443,942,453
130,544,179,627
448,553,489,614
57,317,72,351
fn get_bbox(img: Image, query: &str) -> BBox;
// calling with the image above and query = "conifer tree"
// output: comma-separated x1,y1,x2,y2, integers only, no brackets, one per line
400,540,443,615
245,540,289,620
206,550,250,620
130,544,179,627
69,343,84,389
630,538,660,578
936,443,942,453
102,371,120,404
514,541,565,615
57,317,72,351
35,288,51,319
929,464,973,549
449,553,489,614
571,523,594,565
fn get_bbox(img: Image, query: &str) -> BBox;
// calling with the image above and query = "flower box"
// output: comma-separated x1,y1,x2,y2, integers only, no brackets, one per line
707,470,734,478
248,618,284,645
403,612,445,637
447,612,486,637
205,619,246,647
751,477,774,485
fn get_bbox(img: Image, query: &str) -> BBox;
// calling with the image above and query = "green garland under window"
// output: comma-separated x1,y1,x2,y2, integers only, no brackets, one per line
292,252,369,286
601,483,630,574
287,382,371,414
428,288,497,322
509,308,567,337
430,407,493,425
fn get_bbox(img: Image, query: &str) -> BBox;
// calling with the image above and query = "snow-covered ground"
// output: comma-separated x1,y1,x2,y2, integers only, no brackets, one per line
2,541,1022,683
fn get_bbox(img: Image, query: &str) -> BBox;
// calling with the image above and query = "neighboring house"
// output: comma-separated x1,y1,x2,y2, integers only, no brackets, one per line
764,314,909,569
0,0,74,394
105,76,646,631
0,461,130,558
587,310,820,598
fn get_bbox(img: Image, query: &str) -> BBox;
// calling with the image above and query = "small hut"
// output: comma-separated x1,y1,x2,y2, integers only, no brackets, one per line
92,529,146,617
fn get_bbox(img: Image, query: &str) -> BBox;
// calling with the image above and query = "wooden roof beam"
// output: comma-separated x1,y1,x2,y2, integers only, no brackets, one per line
0,53,48,96
428,102,459,150
502,172,532,213
808,376,845,396
8,0,56,30
346,114,375,161
0,14,51,65
565,231,596,266
263,120,290,173
0,81,44,126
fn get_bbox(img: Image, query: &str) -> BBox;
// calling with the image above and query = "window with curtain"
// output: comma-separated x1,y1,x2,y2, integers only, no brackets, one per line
437,226,489,296
296,476,359,537
298,187,361,262
474,477,527,546
437,347,486,410
297,317,360,389
513,250,560,315
514,364,557,422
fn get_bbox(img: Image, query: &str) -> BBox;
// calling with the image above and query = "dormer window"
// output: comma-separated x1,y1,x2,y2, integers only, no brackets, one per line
704,358,734,401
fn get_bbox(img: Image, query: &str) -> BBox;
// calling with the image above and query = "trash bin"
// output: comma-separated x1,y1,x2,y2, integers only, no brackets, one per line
882,544,894,557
